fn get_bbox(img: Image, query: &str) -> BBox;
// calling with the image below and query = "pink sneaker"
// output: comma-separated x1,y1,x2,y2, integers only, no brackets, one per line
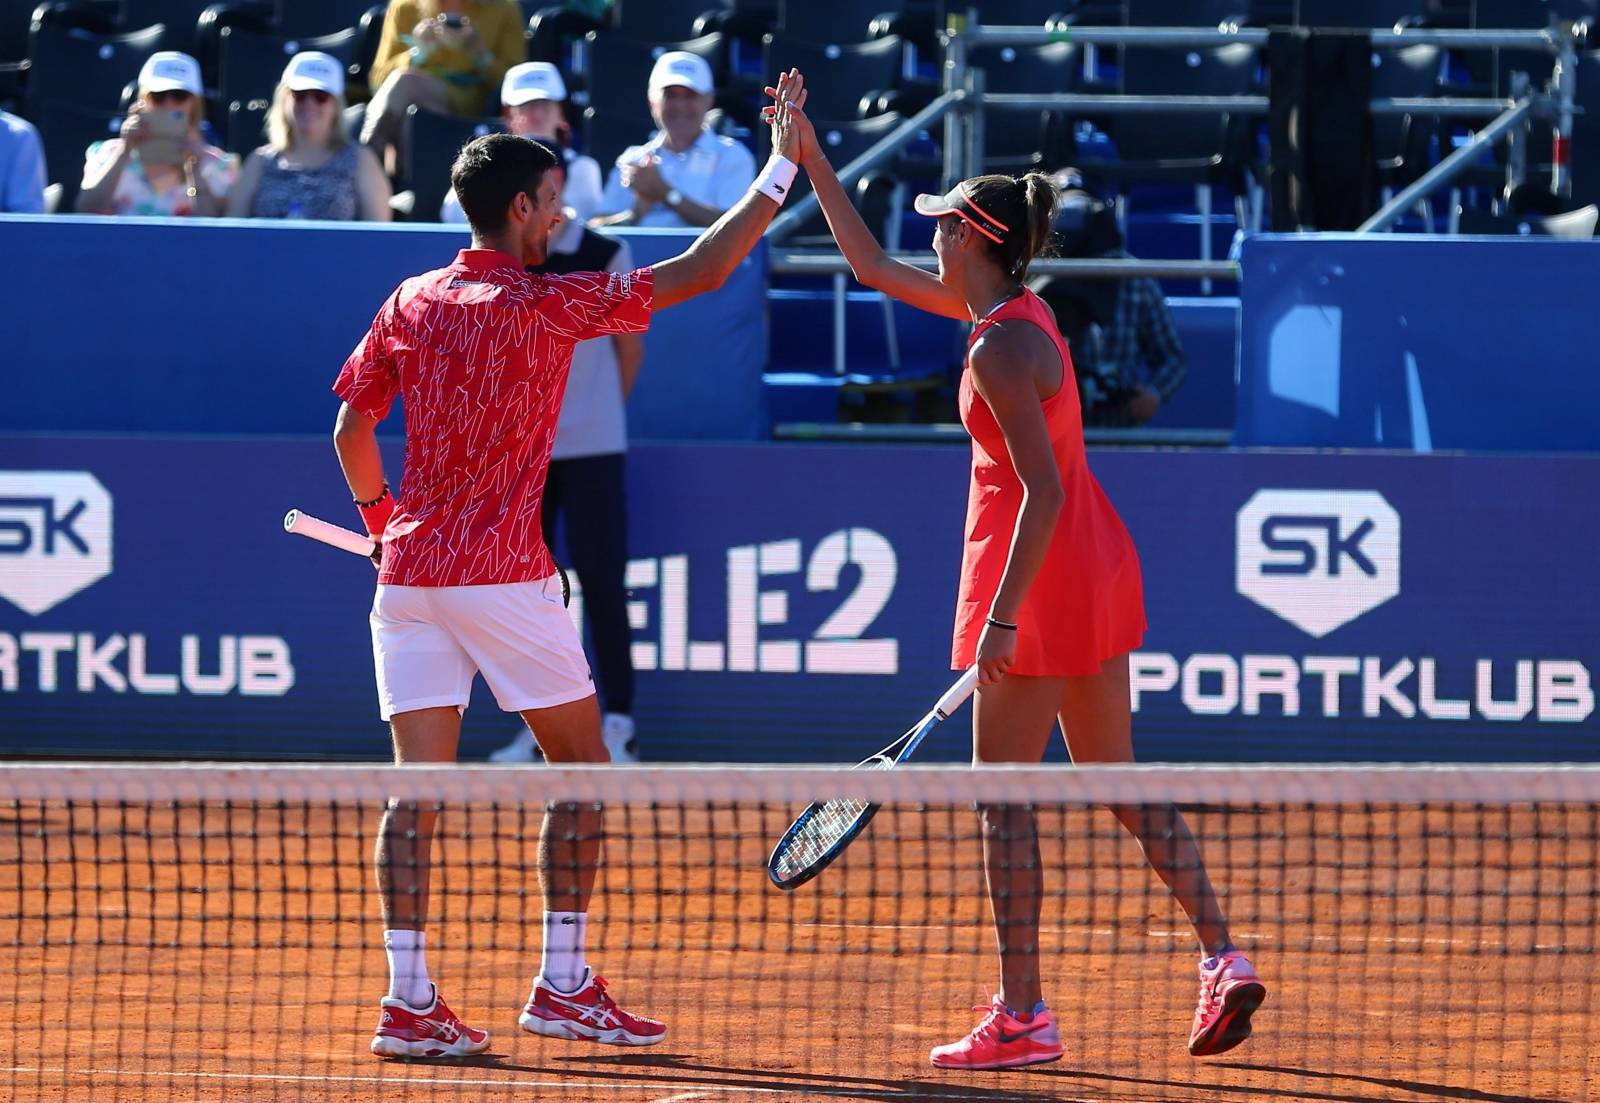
930,997,1065,1070
370,987,491,1059
1189,950,1266,1056
519,969,666,1046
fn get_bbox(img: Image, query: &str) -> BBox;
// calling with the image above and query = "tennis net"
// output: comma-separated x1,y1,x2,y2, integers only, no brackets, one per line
2,763,1595,1102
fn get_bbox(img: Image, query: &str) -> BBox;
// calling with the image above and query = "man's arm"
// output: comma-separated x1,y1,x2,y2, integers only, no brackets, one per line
5,122,46,214
613,332,644,396
1134,276,1185,402
333,403,386,506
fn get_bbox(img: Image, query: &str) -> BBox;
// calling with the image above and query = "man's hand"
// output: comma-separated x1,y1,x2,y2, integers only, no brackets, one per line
624,156,669,202
1124,386,1161,425
762,70,810,165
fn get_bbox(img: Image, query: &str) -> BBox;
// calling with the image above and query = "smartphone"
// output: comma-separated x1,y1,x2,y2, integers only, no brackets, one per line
137,108,188,165
440,12,465,28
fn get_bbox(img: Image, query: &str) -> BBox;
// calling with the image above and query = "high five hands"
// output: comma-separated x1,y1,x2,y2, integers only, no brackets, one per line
764,69,815,167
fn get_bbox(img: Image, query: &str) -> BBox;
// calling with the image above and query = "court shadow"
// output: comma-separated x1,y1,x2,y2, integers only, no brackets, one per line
482,1051,1095,1101
1038,1064,1566,1103
1213,1062,1570,1103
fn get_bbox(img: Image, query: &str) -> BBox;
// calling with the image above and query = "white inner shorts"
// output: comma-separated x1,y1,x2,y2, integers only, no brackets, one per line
369,576,593,721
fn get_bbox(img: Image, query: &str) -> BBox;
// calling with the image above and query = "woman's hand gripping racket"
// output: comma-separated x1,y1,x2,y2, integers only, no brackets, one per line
767,665,980,891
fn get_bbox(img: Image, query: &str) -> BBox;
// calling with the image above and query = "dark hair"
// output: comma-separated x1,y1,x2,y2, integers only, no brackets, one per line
962,172,1059,280
450,132,560,235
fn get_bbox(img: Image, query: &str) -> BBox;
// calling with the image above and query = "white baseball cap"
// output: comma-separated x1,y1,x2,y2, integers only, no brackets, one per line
648,51,713,96
281,51,345,98
502,61,566,106
138,51,202,96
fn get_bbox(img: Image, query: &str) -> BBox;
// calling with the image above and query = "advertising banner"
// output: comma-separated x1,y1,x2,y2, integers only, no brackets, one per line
2,437,1593,761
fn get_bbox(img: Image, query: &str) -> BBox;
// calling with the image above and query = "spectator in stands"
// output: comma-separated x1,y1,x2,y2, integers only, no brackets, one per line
591,51,755,228
441,62,602,223
1034,170,1185,427
0,109,46,214
361,0,525,170
227,53,392,221
489,155,645,765
76,52,238,217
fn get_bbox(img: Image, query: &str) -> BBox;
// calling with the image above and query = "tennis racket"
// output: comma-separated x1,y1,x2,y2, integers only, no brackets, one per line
282,509,572,605
767,665,979,891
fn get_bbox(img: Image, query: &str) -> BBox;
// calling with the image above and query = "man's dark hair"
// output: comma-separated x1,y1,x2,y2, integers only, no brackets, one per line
450,133,560,235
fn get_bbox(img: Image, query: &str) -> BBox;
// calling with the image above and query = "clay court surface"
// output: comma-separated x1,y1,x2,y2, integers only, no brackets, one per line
3,798,1596,1102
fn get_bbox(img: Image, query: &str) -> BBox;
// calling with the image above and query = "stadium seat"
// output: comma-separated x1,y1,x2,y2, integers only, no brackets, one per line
275,0,378,36
218,24,358,110
577,105,645,177
26,19,166,111
765,34,904,122
777,0,900,44
1078,42,1257,260
1,0,40,61
611,0,713,42
785,110,934,240
577,30,728,122
225,94,268,154
404,105,501,221
1125,0,1250,26
32,98,123,210
117,0,208,56
1295,0,1427,29
969,41,1079,172
1371,43,1442,191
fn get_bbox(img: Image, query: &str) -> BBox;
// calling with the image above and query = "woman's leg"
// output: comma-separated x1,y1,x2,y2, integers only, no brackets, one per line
972,674,1065,1012
361,70,453,173
1057,653,1232,957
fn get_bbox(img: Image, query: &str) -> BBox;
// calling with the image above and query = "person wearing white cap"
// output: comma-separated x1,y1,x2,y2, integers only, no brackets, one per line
440,62,602,224
591,50,755,229
227,52,392,221
77,51,238,217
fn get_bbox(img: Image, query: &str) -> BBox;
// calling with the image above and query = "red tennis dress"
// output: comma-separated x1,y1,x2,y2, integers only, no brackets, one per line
951,288,1146,676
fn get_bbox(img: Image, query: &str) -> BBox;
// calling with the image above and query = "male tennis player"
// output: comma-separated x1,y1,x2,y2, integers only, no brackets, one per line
334,71,809,1058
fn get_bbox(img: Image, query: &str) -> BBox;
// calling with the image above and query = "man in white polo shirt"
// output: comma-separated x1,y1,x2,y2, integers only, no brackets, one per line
591,51,755,229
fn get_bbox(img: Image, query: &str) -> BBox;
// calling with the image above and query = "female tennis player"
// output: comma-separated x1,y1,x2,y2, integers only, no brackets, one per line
764,91,1266,1070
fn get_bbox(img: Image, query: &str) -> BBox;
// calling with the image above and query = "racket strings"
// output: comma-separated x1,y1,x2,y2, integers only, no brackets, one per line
773,798,871,879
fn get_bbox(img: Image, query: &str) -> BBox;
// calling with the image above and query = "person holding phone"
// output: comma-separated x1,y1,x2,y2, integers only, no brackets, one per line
361,0,525,171
76,52,238,217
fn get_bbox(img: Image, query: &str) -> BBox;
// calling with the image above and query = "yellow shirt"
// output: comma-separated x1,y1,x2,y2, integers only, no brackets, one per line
369,1,526,118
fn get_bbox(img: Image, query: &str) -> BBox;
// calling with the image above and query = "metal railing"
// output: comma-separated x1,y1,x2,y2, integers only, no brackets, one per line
761,17,1586,381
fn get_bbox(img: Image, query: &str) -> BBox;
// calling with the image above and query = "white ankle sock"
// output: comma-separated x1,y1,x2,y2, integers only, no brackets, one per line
540,911,588,993
384,928,433,1007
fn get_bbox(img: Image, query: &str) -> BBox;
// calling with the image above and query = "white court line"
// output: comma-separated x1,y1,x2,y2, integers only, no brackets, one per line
1,1066,1049,1102
808,922,1573,952
651,1092,712,1102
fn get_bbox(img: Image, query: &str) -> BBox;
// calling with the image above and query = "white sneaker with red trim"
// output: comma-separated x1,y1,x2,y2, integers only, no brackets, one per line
519,968,666,1046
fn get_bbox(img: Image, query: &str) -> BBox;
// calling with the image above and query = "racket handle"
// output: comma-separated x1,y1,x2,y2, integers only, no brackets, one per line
284,509,376,557
933,666,980,719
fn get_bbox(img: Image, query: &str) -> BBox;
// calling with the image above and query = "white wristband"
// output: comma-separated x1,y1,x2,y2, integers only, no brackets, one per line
752,155,799,205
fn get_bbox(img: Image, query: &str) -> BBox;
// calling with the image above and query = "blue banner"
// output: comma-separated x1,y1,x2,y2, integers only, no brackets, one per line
0,216,768,441
1237,233,1600,452
1,436,1594,761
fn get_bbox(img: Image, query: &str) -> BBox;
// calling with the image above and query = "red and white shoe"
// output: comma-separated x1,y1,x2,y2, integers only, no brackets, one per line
519,969,666,1046
930,997,1065,1070
1189,950,1267,1057
371,986,491,1059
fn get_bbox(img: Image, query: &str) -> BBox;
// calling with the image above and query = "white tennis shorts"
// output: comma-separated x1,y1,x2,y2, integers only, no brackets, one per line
370,576,593,720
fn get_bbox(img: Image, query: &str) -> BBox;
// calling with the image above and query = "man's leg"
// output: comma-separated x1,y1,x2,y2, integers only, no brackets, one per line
515,693,665,1044
520,694,606,990
370,704,490,1057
